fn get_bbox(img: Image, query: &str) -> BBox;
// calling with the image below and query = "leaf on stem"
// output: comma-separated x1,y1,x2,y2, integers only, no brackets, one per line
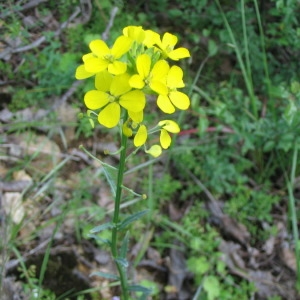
115,257,129,268
87,233,111,246
90,222,114,233
90,271,119,280
120,231,129,259
119,210,149,230
128,284,152,294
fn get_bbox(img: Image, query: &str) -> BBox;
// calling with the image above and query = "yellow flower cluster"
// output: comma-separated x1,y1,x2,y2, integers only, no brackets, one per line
75,26,190,157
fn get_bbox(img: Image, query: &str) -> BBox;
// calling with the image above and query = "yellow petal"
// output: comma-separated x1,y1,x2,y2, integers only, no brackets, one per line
144,30,160,47
128,110,143,123
98,102,120,128
108,61,127,75
136,54,151,79
157,95,175,114
145,145,162,157
162,32,178,48
160,129,171,149
129,74,145,89
95,70,113,91
84,90,110,109
110,73,131,96
75,64,94,80
111,36,132,58
169,91,190,110
123,26,145,43
151,60,169,82
85,57,108,73
122,121,133,137
82,53,94,62
119,90,146,112
134,125,147,147
167,66,184,88
89,40,110,57
150,80,168,95
168,47,190,60
158,120,180,133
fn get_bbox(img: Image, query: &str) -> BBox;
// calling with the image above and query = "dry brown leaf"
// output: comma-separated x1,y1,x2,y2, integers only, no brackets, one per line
280,243,297,272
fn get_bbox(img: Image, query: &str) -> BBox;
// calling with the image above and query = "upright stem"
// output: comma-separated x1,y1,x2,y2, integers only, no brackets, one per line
111,131,129,300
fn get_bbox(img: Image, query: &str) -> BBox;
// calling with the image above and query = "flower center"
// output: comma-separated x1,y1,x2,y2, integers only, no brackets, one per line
104,54,114,63
108,94,115,103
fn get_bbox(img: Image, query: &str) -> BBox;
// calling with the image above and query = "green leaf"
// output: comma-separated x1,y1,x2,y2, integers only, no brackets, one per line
119,210,149,230
263,140,275,152
208,39,218,57
87,234,111,246
128,284,152,294
120,231,129,259
90,271,119,280
102,163,118,196
203,275,220,300
115,257,128,268
90,222,114,233
187,256,210,275
291,81,300,94
283,99,297,125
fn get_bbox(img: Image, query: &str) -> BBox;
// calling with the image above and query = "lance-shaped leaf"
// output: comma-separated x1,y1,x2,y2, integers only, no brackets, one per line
128,284,152,294
87,233,111,247
120,231,129,259
90,222,114,233
101,163,118,196
119,210,149,230
115,257,129,268
90,271,119,281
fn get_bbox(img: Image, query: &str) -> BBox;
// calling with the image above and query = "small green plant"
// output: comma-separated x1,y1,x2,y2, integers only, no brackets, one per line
183,205,256,299
74,25,191,299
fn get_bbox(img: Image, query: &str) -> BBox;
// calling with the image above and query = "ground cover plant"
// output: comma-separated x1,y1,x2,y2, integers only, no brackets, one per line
0,0,300,299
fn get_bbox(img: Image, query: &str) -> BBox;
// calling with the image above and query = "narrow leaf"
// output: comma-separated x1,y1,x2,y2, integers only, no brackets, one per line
90,271,119,280
115,257,129,268
119,210,149,230
87,233,111,246
102,163,118,196
90,222,113,233
120,231,129,259
128,284,152,294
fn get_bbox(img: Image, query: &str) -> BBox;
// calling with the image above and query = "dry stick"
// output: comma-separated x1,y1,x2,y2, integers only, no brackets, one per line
0,0,48,19
11,6,81,54
102,6,119,41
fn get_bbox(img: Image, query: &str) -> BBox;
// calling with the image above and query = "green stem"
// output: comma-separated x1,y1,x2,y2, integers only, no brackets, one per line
111,131,129,300
288,147,300,289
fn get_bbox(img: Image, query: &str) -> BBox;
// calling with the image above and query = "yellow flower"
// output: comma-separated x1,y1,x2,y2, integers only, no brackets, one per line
145,145,162,157
129,54,169,95
123,25,145,43
83,36,132,75
157,66,190,113
158,120,180,149
123,26,160,48
84,71,146,128
156,32,190,61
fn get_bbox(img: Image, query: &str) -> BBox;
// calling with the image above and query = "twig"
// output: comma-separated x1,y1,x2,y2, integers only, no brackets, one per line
101,6,119,41
0,0,48,19
11,6,81,54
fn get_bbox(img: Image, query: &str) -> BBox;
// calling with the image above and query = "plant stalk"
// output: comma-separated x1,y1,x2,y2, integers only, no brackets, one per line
111,131,129,300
